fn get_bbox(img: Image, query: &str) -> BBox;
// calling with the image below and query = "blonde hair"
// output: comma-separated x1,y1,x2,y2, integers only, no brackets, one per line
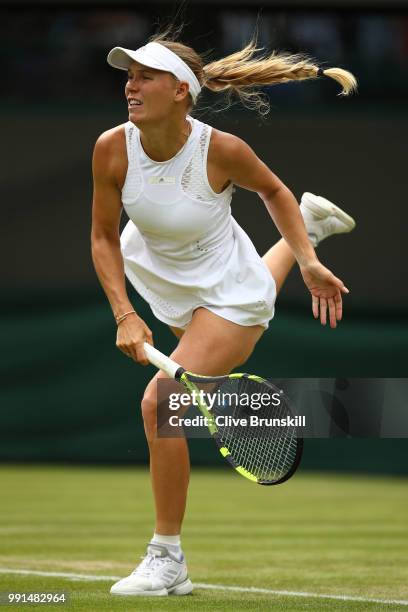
150,30,357,115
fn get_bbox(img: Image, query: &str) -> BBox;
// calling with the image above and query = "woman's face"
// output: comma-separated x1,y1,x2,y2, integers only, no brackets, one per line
125,61,185,124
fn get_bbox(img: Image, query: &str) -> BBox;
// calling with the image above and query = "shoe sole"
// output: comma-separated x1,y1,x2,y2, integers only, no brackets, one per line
111,588,167,596
168,578,194,596
301,192,356,231
110,578,193,597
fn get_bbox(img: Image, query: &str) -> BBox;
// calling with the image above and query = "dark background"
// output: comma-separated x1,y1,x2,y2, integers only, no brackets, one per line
1,1,407,472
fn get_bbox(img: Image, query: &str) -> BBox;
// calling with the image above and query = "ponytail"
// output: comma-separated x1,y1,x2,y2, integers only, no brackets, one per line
150,33,358,115
203,40,357,115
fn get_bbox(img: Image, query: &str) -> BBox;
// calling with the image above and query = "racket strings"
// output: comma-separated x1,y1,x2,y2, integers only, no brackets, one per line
211,377,298,482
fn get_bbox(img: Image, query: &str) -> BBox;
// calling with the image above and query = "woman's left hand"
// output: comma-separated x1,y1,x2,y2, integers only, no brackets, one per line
300,261,349,328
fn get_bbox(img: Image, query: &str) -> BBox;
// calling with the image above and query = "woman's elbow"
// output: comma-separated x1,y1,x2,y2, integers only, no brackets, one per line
91,229,120,254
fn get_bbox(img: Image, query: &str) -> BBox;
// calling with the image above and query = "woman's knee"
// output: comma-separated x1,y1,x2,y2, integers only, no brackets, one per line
141,386,157,438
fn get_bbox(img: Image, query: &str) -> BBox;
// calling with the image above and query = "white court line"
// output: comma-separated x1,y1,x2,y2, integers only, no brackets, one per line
0,568,407,607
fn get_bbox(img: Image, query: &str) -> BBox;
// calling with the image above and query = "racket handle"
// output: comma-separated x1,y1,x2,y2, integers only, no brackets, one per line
143,342,183,379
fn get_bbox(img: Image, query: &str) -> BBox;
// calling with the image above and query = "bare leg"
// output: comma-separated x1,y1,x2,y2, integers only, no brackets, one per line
160,235,300,529
262,238,297,295
147,410,190,535
143,307,264,535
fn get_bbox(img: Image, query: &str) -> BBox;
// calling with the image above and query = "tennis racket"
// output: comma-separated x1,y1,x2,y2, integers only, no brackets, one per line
143,342,303,485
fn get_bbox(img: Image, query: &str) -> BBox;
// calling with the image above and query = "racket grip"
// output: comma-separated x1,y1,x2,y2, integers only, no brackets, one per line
143,342,183,379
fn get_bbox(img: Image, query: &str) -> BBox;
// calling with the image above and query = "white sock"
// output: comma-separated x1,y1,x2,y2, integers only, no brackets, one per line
151,533,183,560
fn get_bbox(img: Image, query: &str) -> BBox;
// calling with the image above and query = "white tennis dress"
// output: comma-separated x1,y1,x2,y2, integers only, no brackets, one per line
120,115,276,330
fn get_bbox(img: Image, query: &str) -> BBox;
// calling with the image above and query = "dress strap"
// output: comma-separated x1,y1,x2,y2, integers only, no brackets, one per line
125,121,138,168
122,121,143,200
200,123,212,178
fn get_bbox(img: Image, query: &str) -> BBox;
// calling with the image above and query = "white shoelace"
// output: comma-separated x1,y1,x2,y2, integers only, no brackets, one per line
132,553,172,577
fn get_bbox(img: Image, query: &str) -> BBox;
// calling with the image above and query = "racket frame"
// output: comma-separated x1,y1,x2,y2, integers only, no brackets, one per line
143,343,303,485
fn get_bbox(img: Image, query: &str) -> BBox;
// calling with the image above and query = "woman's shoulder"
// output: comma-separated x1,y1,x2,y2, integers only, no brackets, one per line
93,124,128,181
94,123,127,154
207,126,251,169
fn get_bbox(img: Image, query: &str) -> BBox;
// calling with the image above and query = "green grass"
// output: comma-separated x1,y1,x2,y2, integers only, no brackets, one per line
0,466,407,611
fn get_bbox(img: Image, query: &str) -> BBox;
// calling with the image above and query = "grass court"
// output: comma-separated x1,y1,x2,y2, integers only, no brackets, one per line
1,465,407,611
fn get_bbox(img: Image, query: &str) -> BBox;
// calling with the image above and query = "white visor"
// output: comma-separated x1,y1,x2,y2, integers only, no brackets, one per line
107,42,201,103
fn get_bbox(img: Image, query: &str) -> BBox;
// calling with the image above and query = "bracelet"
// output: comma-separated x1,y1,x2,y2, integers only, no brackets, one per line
115,310,136,325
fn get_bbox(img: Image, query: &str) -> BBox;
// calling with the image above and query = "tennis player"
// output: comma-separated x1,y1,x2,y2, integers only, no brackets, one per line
91,32,356,597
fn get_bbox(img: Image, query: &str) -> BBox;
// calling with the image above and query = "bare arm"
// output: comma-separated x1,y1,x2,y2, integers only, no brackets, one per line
91,131,132,316
91,129,152,363
213,133,349,327
216,134,316,265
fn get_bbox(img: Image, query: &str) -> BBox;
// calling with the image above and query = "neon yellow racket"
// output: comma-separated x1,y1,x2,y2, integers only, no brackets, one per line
144,343,303,486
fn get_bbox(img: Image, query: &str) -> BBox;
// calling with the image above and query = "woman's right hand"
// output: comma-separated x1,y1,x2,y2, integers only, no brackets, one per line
116,314,153,365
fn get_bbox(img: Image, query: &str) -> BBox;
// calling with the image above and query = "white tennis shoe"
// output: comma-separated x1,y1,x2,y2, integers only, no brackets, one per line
300,192,356,247
110,543,193,597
